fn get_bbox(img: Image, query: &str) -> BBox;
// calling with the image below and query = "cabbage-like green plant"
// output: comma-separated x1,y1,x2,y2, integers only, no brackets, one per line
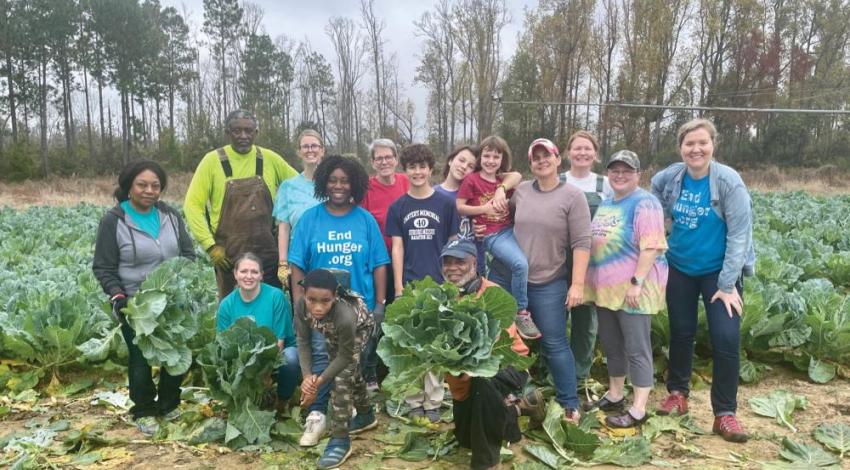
377,277,534,399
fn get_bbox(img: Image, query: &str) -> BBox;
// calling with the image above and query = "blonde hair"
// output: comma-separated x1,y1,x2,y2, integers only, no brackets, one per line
297,129,324,148
566,130,599,153
677,118,717,147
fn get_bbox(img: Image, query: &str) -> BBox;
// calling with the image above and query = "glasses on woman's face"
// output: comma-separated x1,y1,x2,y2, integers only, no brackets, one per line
300,143,322,151
607,169,637,177
373,155,395,163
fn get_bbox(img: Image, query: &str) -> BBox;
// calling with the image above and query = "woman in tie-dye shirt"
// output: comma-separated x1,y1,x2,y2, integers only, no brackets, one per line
584,150,668,429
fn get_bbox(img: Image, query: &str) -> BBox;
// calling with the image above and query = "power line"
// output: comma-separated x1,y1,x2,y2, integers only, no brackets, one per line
492,98,850,115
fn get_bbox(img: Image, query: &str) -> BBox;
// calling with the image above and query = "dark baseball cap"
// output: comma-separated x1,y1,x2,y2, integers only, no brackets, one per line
440,239,477,259
606,150,641,171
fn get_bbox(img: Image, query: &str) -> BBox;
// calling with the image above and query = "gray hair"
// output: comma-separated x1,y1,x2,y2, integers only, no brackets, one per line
369,138,398,160
225,109,258,129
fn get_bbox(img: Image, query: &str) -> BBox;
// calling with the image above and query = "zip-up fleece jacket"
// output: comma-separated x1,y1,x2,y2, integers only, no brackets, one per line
93,201,196,297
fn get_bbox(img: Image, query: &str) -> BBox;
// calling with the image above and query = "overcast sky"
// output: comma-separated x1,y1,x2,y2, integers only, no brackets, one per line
162,0,536,135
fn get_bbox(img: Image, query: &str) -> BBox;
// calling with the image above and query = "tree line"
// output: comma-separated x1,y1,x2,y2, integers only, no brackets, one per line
1,0,848,181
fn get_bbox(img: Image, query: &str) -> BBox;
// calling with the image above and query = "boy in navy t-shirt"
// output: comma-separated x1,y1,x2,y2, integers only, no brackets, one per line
385,143,460,422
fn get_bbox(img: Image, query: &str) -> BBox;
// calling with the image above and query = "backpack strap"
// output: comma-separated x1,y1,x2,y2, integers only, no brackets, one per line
216,148,232,178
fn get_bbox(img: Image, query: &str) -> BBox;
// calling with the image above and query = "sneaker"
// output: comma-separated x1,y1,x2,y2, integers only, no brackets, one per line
299,410,328,447
136,416,159,436
517,388,546,425
349,409,378,434
424,408,441,424
657,390,688,416
408,407,425,420
605,409,649,428
515,310,542,340
317,437,352,469
162,408,181,421
713,415,749,443
582,394,625,413
563,408,581,425
366,380,380,393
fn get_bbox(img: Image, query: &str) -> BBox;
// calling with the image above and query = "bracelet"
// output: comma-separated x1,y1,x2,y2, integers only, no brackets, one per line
497,184,507,192
278,260,289,267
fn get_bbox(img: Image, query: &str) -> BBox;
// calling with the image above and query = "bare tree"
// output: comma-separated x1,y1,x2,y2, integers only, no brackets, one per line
326,17,366,154
360,0,387,136
451,0,509,140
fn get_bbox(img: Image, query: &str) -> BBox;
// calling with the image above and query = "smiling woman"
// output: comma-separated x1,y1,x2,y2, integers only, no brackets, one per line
92,159,196,437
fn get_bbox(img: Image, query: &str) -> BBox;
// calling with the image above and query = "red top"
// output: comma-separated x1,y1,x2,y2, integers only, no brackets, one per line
361,173,409,251
457,172,514,235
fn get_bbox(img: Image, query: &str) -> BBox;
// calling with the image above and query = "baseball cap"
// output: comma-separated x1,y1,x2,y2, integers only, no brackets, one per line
606,150,641,171
528,138,559,161
440,239,477,259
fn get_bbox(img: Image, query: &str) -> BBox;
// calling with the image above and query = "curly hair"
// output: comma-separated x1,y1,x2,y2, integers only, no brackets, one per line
313,155,370,204
400,143,435,170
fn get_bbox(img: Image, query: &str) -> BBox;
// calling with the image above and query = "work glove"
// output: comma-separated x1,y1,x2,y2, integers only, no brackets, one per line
370,303,386,339
277,262,291,290
110,293,128,325
207,244,232,270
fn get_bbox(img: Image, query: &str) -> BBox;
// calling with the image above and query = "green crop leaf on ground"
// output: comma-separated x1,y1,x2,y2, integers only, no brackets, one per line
813,423,850,459
749,390,807,433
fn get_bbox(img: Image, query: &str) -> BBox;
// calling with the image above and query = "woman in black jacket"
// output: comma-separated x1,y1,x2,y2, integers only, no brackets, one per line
93,160,195,436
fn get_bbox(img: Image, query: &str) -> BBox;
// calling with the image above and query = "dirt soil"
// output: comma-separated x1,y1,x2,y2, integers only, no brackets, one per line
1,367,848,469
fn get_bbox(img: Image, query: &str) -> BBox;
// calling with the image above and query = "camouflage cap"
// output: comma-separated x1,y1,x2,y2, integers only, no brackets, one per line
606,150,640,171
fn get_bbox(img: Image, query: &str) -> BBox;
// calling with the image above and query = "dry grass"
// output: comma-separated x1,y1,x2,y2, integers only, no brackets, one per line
2,166,849,209
0,173,193,209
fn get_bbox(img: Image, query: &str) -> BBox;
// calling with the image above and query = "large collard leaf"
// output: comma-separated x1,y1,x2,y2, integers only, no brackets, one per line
591,436,652,467
378,278,531,399
749,390,807,432
122,258,203,376
227,400,276,446
198,318,281,447
778,437,840,468
813,423,850,459
540,398,590,464
808,357,836,384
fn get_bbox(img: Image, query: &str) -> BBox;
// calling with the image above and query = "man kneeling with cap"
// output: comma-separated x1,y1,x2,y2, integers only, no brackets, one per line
440,239,545,470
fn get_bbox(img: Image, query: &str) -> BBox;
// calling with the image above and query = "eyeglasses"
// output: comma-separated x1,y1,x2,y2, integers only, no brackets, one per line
300,143,323,151
607,169,638,176
373,156,396,163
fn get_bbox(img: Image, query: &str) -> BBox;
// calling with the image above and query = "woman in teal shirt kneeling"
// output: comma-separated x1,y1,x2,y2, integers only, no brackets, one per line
217,252,300,409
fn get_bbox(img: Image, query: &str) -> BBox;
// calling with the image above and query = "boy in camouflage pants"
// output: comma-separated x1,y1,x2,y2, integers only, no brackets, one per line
294,269,376,469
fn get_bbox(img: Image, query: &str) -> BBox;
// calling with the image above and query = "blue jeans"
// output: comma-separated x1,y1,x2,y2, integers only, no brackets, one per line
666,265,742,415
277,346,301,400
489,258,596,382
308,329,333,414
120,323,183,419
527,278,579,411
483,228,528,310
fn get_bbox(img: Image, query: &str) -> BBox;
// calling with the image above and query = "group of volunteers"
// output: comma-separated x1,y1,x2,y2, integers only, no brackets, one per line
93,109,754,470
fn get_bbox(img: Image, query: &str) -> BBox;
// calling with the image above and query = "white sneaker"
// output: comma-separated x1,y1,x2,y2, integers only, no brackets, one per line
299,410,327,447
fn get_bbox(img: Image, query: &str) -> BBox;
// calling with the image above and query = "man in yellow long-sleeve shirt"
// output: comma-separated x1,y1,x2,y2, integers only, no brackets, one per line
184,110,297,298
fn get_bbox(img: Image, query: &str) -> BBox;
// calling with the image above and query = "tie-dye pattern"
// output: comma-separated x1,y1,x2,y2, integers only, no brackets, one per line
584,188,669,315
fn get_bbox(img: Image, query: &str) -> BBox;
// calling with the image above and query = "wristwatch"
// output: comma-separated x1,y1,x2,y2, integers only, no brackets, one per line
630,276,645,287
